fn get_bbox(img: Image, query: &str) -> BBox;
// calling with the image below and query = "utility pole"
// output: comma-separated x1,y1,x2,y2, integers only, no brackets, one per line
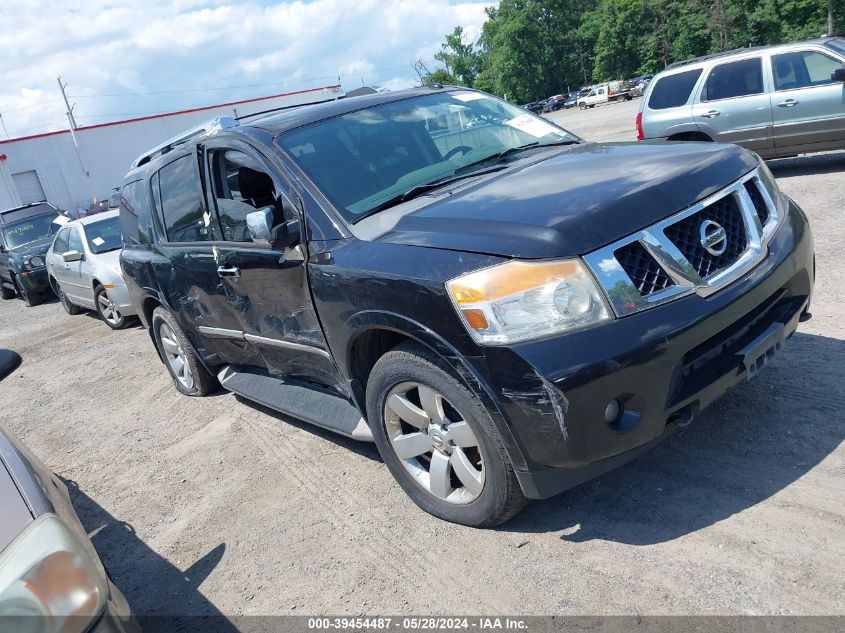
57,76,89,177
0,112,9,141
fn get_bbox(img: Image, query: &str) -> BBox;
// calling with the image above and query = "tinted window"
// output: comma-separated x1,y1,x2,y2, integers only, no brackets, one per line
85,216,123,254
825,38,845,56
67,228,83,253
648,69,703,109
772,50,844,91
703,58,764,101
119,179,152,247
156,155,210,243
209,150,278,242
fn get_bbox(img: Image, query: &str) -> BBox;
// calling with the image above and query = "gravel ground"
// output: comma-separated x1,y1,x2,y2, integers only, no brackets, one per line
1,99,843,618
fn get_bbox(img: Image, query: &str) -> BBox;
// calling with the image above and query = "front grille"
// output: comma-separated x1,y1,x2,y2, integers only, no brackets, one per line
615,241,675,296
663,194,747,279
744,180,770,226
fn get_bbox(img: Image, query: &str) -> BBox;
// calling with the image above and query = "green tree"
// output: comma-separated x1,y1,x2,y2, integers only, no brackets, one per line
434,26,480,87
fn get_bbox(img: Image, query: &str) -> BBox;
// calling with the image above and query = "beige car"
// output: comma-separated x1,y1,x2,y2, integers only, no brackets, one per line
637,37,845,158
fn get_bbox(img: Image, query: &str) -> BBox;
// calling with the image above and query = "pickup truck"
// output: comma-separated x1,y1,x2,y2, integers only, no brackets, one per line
578,81,636,109
119,86,814,527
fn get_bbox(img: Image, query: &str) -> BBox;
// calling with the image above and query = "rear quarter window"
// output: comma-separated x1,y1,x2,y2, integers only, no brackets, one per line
119,178,152,247
648,69,703,110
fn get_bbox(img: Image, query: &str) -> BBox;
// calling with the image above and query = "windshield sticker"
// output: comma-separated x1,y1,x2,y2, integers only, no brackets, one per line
6,224,34,236
451,91,485,102
505,114,560,138
92,237,105,246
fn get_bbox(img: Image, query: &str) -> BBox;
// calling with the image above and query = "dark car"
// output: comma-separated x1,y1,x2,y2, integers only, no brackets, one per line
0,350,138,631
542,94,566,112
521,101,544,114
563,92,579,109
119,86,814,527
0,202,65,306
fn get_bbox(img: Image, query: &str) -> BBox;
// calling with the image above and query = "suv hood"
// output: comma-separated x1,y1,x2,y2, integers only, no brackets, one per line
368,142,758,258
11,236,54,257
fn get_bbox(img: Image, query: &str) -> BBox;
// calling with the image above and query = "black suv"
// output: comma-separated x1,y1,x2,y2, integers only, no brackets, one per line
119,87,814,526
0,201,63,306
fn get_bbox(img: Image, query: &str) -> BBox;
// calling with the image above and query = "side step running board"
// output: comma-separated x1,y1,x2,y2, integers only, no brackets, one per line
217,366,373,441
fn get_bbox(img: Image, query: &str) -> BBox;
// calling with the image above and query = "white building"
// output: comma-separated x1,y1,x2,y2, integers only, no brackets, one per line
0,85,342,212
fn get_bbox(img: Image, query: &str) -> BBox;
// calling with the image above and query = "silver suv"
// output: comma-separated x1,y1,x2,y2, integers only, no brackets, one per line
637,37,845,158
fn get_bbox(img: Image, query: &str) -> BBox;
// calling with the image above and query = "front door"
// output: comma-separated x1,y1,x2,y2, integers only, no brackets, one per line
202,140,343,393
691,56,775,155
151,153,260,371
59,227,87,304
769,48,845,155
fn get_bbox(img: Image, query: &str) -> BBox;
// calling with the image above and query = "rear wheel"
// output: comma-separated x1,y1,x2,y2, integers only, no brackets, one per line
366,342,527,527
0,283,15,300
151,307,217,396
56,283,82,315
94,285,128,329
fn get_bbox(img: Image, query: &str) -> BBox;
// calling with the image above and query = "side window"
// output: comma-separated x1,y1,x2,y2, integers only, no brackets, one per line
772,50,844,91
119,179,151,247
53,228,70,254
156,155,210,243
703,57,764,101
208,149,280,243
67,228,83,253
648,69,703,109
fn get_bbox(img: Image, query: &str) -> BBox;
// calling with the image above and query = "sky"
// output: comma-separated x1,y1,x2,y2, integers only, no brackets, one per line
0,0,492,140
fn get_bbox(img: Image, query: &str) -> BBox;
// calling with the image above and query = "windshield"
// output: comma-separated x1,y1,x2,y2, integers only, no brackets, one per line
2,214,59,249
277,90,578,221
84,215,123,254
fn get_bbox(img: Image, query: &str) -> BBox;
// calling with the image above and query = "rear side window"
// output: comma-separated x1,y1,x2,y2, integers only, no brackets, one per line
772,50,844,91
648,69,703,109
119,179,152,247
703,58,764,101
156,155,210,243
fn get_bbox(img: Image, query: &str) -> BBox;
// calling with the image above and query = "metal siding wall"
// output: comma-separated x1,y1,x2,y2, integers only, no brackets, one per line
0,87,340,212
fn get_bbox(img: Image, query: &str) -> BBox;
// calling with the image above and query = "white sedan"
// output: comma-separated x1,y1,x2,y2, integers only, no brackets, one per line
46,210,137,329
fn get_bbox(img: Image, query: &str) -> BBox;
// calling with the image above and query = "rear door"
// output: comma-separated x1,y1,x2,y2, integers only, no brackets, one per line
202,139,343,393
152,151,261,370
691,56,775,154
769,48,845,155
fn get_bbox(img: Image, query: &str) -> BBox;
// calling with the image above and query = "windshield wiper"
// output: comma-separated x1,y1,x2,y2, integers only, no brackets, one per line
355,166,507,220
453,139,579,176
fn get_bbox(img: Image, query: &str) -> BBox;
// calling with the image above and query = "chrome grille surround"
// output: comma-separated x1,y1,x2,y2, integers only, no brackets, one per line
583,168,781,318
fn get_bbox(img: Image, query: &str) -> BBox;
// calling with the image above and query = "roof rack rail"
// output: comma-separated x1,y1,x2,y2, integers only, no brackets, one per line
235,94,344,123
131,116,238,168
665,45,768,69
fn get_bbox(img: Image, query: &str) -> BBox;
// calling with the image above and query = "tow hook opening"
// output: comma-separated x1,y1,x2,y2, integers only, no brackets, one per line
668,405,695,428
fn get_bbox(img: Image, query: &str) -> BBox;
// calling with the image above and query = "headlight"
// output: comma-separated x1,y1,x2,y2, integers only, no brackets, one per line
0,514,107,631
446,259,613,345
756,159,788,222
29,256,45,268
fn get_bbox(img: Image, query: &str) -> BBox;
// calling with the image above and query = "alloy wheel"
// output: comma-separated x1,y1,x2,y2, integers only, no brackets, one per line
159,322,194,390
384,381,484,505
97,293,122,325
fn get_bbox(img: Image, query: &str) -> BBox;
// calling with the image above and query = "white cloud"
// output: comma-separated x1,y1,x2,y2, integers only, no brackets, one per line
0,0,492,138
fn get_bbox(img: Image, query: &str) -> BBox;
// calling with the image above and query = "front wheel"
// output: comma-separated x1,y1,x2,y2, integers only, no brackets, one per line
151,307,217,396
366,342,527,527
94,285,128,329
12,276,38,307
579,102,587,110
56,282,82,315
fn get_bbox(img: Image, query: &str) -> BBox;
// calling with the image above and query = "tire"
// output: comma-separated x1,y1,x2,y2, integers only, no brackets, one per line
0,283,15,300
151,306,218,396
579,102,587,111
94,284,128,329
366,342,527,527
12,276,39,307
56,283,82,315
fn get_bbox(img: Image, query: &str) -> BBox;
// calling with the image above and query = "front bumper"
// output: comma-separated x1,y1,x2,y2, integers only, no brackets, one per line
18,267,51,294
476,198,814,499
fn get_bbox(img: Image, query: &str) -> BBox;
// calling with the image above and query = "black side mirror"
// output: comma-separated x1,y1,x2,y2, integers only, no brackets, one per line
0,350,22,382
832,68,845,83
246,206,300,249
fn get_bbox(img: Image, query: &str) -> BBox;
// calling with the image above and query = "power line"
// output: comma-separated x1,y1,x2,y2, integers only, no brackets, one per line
0,98,64,113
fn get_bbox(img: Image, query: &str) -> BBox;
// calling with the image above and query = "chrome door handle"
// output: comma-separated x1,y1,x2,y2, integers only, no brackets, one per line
216,265,240,278
777,99,799,107
700,110,720,118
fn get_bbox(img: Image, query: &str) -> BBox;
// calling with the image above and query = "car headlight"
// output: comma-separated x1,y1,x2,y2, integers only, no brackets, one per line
0,514,107,631
446,259,613,345
23,256,45,270
756,159,788,224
